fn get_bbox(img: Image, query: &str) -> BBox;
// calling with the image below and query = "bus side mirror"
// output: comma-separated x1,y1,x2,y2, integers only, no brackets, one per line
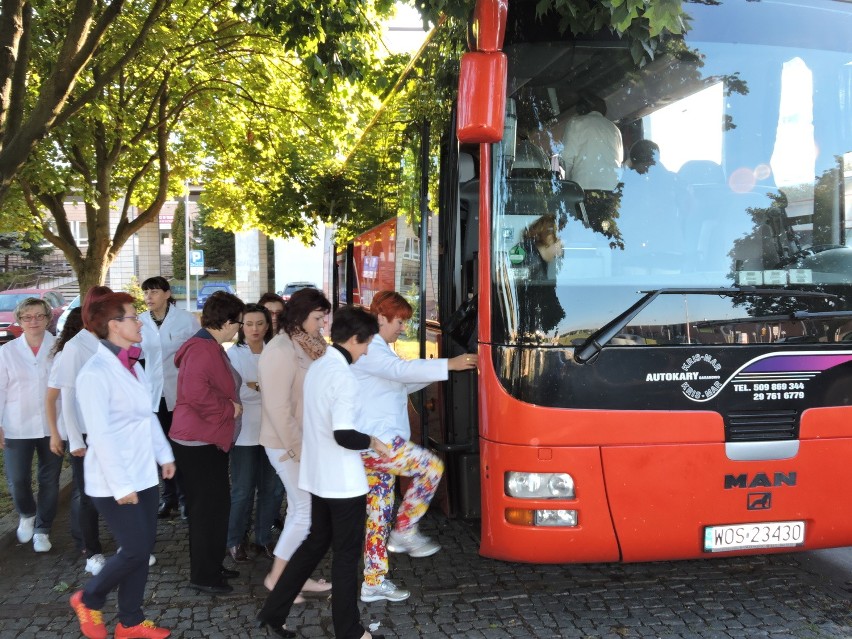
457,51,508,144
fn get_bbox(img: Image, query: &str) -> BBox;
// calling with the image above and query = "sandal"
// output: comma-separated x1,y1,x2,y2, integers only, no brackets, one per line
299,578,332,598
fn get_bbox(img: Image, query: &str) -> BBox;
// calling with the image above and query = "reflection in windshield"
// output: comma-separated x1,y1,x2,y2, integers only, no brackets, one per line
490,1,852,347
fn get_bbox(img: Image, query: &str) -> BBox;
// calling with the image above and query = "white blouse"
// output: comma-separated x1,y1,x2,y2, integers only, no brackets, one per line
0,332,56,439
227,344,263,446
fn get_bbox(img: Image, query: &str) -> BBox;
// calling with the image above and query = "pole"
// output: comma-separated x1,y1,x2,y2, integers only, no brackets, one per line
184,182,191,311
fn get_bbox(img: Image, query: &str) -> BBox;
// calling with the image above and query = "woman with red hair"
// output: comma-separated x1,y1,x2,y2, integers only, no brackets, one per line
69,292,175,639
352,291,477,603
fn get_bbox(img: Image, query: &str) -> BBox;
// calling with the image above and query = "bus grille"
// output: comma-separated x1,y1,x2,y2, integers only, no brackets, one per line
724,410,799,441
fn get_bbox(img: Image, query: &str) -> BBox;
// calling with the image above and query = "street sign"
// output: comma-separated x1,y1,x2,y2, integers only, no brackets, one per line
189,249,205,275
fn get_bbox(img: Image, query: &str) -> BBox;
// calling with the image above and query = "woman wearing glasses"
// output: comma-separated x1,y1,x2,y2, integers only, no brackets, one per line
170,291,246,594
0,296,62,553
69,293,175,639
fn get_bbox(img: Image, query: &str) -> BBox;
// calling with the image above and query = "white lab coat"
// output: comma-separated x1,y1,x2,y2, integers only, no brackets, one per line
51,329,99,452
299,346,368,499
351,333,448,443
77,343,174,499
139,306,199,411
227,344,263,446
0,332,56,439
47,352,67,440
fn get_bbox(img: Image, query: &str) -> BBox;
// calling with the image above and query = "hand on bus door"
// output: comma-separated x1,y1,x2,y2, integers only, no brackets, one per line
448,353,478,371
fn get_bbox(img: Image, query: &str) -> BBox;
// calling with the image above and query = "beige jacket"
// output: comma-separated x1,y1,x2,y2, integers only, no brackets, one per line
258,332,312,458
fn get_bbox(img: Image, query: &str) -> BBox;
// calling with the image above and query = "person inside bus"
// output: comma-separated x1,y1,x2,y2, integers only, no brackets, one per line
513,214,566,337
352,291,478,604
561,92,624,238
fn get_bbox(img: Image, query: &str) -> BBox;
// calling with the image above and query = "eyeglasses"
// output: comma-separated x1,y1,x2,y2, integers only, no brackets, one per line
231,320,244,327
19,313,48,323
112,316,141,323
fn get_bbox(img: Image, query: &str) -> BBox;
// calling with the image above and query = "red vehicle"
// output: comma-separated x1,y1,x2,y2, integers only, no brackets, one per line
0,288,68,344
331,0,852,563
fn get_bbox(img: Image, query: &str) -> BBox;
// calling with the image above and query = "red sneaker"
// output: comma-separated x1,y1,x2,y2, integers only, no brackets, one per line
69,590,107,639
114,620,171,639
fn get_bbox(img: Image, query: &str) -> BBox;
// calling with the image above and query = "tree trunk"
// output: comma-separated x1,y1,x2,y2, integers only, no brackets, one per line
75,252,112,297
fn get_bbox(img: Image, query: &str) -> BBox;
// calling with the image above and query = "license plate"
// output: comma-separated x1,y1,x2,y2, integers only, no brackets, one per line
703,520,805,552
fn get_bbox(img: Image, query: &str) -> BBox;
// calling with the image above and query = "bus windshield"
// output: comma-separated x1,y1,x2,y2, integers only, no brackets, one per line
490,0,852,347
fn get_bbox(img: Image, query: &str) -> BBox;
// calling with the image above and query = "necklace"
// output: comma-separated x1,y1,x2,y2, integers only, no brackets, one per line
152,305,169,327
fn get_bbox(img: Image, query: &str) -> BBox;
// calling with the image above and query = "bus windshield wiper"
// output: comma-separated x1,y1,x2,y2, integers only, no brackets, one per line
573,287,839,364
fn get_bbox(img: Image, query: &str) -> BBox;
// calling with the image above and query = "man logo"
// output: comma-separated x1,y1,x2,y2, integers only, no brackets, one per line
748,492,772,510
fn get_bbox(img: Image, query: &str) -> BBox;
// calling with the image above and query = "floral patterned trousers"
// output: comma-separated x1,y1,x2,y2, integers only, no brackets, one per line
361,436,444,586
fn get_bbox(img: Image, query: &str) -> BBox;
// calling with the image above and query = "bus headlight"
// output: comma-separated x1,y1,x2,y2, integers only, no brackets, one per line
535,509,578,527
505,472,575,499
505,508,578,527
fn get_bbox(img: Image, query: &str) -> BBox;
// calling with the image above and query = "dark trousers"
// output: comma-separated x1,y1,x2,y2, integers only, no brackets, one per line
2,436,62,534
172,442,230,586
83,486,158,627
260,493,367,639
156,399,184,507
69,441,103,557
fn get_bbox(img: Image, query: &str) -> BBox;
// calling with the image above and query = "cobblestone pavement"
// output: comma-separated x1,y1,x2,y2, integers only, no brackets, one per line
0,495,849,639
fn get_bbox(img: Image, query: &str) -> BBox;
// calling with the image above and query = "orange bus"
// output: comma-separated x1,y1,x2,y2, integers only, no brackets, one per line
331,0,852,563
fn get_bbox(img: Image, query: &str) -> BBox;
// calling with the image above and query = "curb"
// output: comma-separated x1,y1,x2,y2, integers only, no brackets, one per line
0,464,74,551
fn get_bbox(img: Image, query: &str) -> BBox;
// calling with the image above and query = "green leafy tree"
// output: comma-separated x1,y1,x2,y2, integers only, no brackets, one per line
171,199,187,280
197,203,235,275
0,0,171,203
0,231,51,270
14,1,288,294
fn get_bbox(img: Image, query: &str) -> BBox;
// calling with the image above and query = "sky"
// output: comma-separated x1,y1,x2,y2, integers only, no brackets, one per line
380,4,430,56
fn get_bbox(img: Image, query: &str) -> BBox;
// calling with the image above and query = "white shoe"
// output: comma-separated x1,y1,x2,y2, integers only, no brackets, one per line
387,528,441,558
16,516,35,543
116,548,156,567
85,554,106,575
33,533,52,552
360,579,411,603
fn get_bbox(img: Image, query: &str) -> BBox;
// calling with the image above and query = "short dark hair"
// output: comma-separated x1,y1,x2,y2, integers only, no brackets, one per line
257,292,285,308
88,292,136,339
283,288,331,336
141,276,170,292
201,290,245,329
236,303,272,345
330,305,378,345
141,276,176,305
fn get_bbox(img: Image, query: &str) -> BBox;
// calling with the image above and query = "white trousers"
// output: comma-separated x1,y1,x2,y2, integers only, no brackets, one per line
265,448,312,560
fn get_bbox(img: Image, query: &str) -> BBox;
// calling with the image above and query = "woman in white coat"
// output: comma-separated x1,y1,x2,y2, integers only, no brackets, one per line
258,288,333,596
352,291,477,603
226,303,284,562
69,292,175,639
46,285,114,574
0,296,61,553
139,276,199,519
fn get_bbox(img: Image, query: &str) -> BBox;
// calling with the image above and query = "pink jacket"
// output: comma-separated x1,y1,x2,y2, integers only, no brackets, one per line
171,331,239,451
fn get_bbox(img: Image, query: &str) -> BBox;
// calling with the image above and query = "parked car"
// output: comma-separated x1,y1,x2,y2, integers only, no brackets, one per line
197,281,236,310
55,294,81,334
279,281,317,302
0,288,68,344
